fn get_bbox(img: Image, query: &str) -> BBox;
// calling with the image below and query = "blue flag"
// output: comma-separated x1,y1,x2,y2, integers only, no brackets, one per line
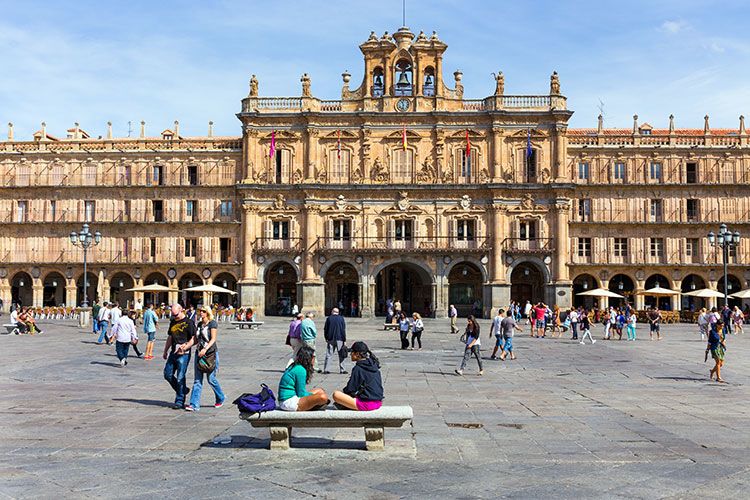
526,128,532,158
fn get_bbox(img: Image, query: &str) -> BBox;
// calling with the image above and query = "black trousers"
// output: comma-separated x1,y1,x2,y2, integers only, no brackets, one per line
411,330,422,348
399,330,409,349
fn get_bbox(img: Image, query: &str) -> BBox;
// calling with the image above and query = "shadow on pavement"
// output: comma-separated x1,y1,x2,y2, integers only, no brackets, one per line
112,398,174,408
200,435,365,450
90,360,121,367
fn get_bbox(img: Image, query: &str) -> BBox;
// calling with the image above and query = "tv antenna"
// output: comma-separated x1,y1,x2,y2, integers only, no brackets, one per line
402,0,406,27
597,99,605,122
127,121,132,138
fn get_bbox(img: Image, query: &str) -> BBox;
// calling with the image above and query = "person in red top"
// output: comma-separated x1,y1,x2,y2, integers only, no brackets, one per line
534,303,546,338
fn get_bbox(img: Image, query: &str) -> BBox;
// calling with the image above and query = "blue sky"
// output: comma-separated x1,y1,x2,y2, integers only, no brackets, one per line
2,0,749,139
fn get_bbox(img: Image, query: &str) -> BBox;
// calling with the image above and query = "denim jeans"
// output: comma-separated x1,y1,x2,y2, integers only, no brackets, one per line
189,351,224,410
626,324,636,340
503,337,513,353
92,318,100,334
571,322,578,339
164,351,191,406
96,321,109,343
115,340,130,361
459,345,483,371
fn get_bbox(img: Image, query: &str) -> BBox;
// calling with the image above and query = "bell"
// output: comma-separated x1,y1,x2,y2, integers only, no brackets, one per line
425,74,433,86
374,74,383,87
396,71,410,88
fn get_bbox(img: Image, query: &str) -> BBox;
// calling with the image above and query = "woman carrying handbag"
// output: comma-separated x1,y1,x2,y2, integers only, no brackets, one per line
185,306,225,411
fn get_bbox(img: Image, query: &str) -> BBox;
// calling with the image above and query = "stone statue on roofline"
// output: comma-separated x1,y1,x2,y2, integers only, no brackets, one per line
301,73,312,98
550,71,560,95
249,75,258,97
494,71,504,96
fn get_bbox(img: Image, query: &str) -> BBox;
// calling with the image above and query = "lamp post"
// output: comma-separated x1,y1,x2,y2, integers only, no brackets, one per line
707,223,741,307
69,223,102,307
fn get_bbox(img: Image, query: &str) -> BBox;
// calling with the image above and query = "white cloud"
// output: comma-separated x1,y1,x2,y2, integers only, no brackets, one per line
661,20,689,34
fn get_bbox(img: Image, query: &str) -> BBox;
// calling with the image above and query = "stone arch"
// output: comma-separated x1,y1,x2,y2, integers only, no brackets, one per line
143,272,169,306
212,272,238,307
681,273,707,311
718,274,743,308
371,256,435,285
264,261,299,316
644,273,671,309
318,256,360,278
444,257,488,283
505,257,551,284
509,261,546,305
323,261,361,316
608,273,636,308
10,271,33,307
447,261,484,317
372,257,436,317
178,272,203,307
109,272,135,307
572,273,600,308
256,257,301,284
42,271,66,306
75,271,99,307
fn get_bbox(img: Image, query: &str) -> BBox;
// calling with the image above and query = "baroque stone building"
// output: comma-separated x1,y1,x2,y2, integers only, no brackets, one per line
1,27,748,317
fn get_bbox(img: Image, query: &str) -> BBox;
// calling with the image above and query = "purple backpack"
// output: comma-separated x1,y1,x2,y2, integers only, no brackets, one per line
233,384,277,415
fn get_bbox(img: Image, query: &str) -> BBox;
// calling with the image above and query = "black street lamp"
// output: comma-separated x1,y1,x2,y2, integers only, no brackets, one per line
707,223,741,307
69,223,102,307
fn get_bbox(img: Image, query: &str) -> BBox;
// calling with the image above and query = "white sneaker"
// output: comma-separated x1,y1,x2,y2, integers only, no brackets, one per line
120,359,126,366
592,339,597,344
579,341,584,345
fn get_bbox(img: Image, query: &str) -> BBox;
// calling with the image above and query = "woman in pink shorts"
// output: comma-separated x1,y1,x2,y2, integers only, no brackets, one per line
332,341,384,411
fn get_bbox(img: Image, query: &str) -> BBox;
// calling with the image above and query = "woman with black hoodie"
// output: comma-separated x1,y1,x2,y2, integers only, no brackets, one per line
332,341,384,411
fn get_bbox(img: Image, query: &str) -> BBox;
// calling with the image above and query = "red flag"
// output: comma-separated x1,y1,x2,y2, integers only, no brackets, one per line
337,129,341,159
269,130,276,158
465,129,471,158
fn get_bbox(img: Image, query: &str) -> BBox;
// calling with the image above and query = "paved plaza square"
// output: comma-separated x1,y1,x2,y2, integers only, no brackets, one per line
1,317,748,498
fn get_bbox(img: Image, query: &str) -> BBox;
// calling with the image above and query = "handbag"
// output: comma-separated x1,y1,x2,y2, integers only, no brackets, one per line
197,348,216,373
285,334,291,346
131,338,139,346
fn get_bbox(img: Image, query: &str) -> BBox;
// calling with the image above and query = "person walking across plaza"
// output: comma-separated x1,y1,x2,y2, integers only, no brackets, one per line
411,312,424,350
142,302,158,360
96,301,111,344
648,307,662,341
449,304,458,334
397,312,410,350
707,320,727,383
323,307,347,374
697,307,709,340
489,308,505,359
499,311,522,361
534,302,546,338
111,310,138,367
300,311,320,372
163,304,197,409
523,300,532,325
332,341,384,411
286,312,304,368
732,306,743,335
92,300,101,336
569,307,579,340
579,309,595,345
626,309,637,341
185,306,225,411
455,315,483,376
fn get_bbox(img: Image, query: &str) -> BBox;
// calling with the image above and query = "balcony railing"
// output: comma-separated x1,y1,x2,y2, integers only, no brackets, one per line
1,137,242,154
0,209,239,224
316,236,491,253
253,237,304,254
0,248,237,265
502,238,555,254
1,171,238,188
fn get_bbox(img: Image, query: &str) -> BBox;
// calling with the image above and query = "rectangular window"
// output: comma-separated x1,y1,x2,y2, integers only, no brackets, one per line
152,200,163,222
329,149,350,183
123,165,132,186
686,162,698,184
519,220,537,240
649,162,662,180
650,237,664,257
456,219,475,241
49,200,56,222
122,238,129,261
525,149,537,183
186,200,197,222
17,200,28,223
686,199,698,222
614,237,628,257
578,199,591,222
274,150,292,184
686,238,699,259
219,200,233,218
219,238,231,263
613,162,626,181
650,199,663,222
394,220,413,241
332,219,351,241
152,165,163,186
123,200,131,222
460,149,477,179
577,237,592,257
577,162,590,180
150,237,157,260
84,200,96,222
184,238,197,258
187,165,198,186
392,149,412,181
272,221,290,240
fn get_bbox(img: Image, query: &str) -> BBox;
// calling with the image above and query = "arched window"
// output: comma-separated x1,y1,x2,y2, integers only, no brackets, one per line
394,59,413,96
391,149,414,181
372,67,384,97
423,66,436,96
328,149,350,183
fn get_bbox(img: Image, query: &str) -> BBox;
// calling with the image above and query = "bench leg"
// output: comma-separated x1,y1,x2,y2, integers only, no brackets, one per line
364,427,384,451
269,426,291,450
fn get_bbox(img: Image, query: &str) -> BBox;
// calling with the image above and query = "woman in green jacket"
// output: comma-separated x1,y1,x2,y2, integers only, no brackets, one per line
277,345,329,411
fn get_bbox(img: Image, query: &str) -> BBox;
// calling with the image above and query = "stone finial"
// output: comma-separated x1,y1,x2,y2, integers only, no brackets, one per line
7,122,13,141
597,114,603,133
107,121,113,139
174,120,180,137
341,70,351,84
300,73,312,97
632,114,639,134
431,31,439,40
453,70,464,98
74,122,80,139
140,120,146,138
704,114,710,134
494,71,504,96
249,74,258,97
550,71,561,94
668,114,675,133
208,121,214,138
367,31,377,41
740,115,746,135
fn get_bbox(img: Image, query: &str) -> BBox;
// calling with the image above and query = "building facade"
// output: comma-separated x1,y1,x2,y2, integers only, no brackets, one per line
1,27,748,317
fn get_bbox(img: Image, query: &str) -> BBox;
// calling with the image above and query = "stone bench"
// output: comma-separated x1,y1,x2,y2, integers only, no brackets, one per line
383,323,399,331
230,321,265,330
2,324,19,335
240,406,413,451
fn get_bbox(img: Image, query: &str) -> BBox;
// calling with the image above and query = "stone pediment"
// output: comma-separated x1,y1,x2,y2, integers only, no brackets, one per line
385,129,422,141
320,195,360,213
444,195,485,214
510,128,548,138
322,129,358,140
381,191,424,214
261,194,299,213
508,193,547,214
261,130,299,141
448,129,484,139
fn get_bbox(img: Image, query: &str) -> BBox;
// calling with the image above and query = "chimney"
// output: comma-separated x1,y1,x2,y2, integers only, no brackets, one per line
668,114,675,134
107,121,113,139
632,115,638,134
7,122,13,141
174,120,180,138
140,120,146,138
597,114,603,134
208,121,214,138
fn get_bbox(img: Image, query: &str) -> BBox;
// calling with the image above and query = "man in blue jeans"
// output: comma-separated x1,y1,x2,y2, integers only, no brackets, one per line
163,304,196,409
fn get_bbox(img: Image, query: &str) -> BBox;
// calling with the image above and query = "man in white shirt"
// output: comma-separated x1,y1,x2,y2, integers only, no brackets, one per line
523,300,532,324
111,310,138,366
569,308,580,340
97,302,111,344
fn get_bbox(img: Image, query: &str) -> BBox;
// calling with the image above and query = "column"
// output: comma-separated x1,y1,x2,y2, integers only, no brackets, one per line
490,127,502,180
634,281,645,310
554,125,567,182
168,278,178,306
707,280,718,310
299,205,324,314
670,280,681,312
32,280,44,308
66,281,77,308
554,201,570,281
600,279,609,310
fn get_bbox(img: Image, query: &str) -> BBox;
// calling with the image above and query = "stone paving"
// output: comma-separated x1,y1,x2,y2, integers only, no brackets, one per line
1,316,748,499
